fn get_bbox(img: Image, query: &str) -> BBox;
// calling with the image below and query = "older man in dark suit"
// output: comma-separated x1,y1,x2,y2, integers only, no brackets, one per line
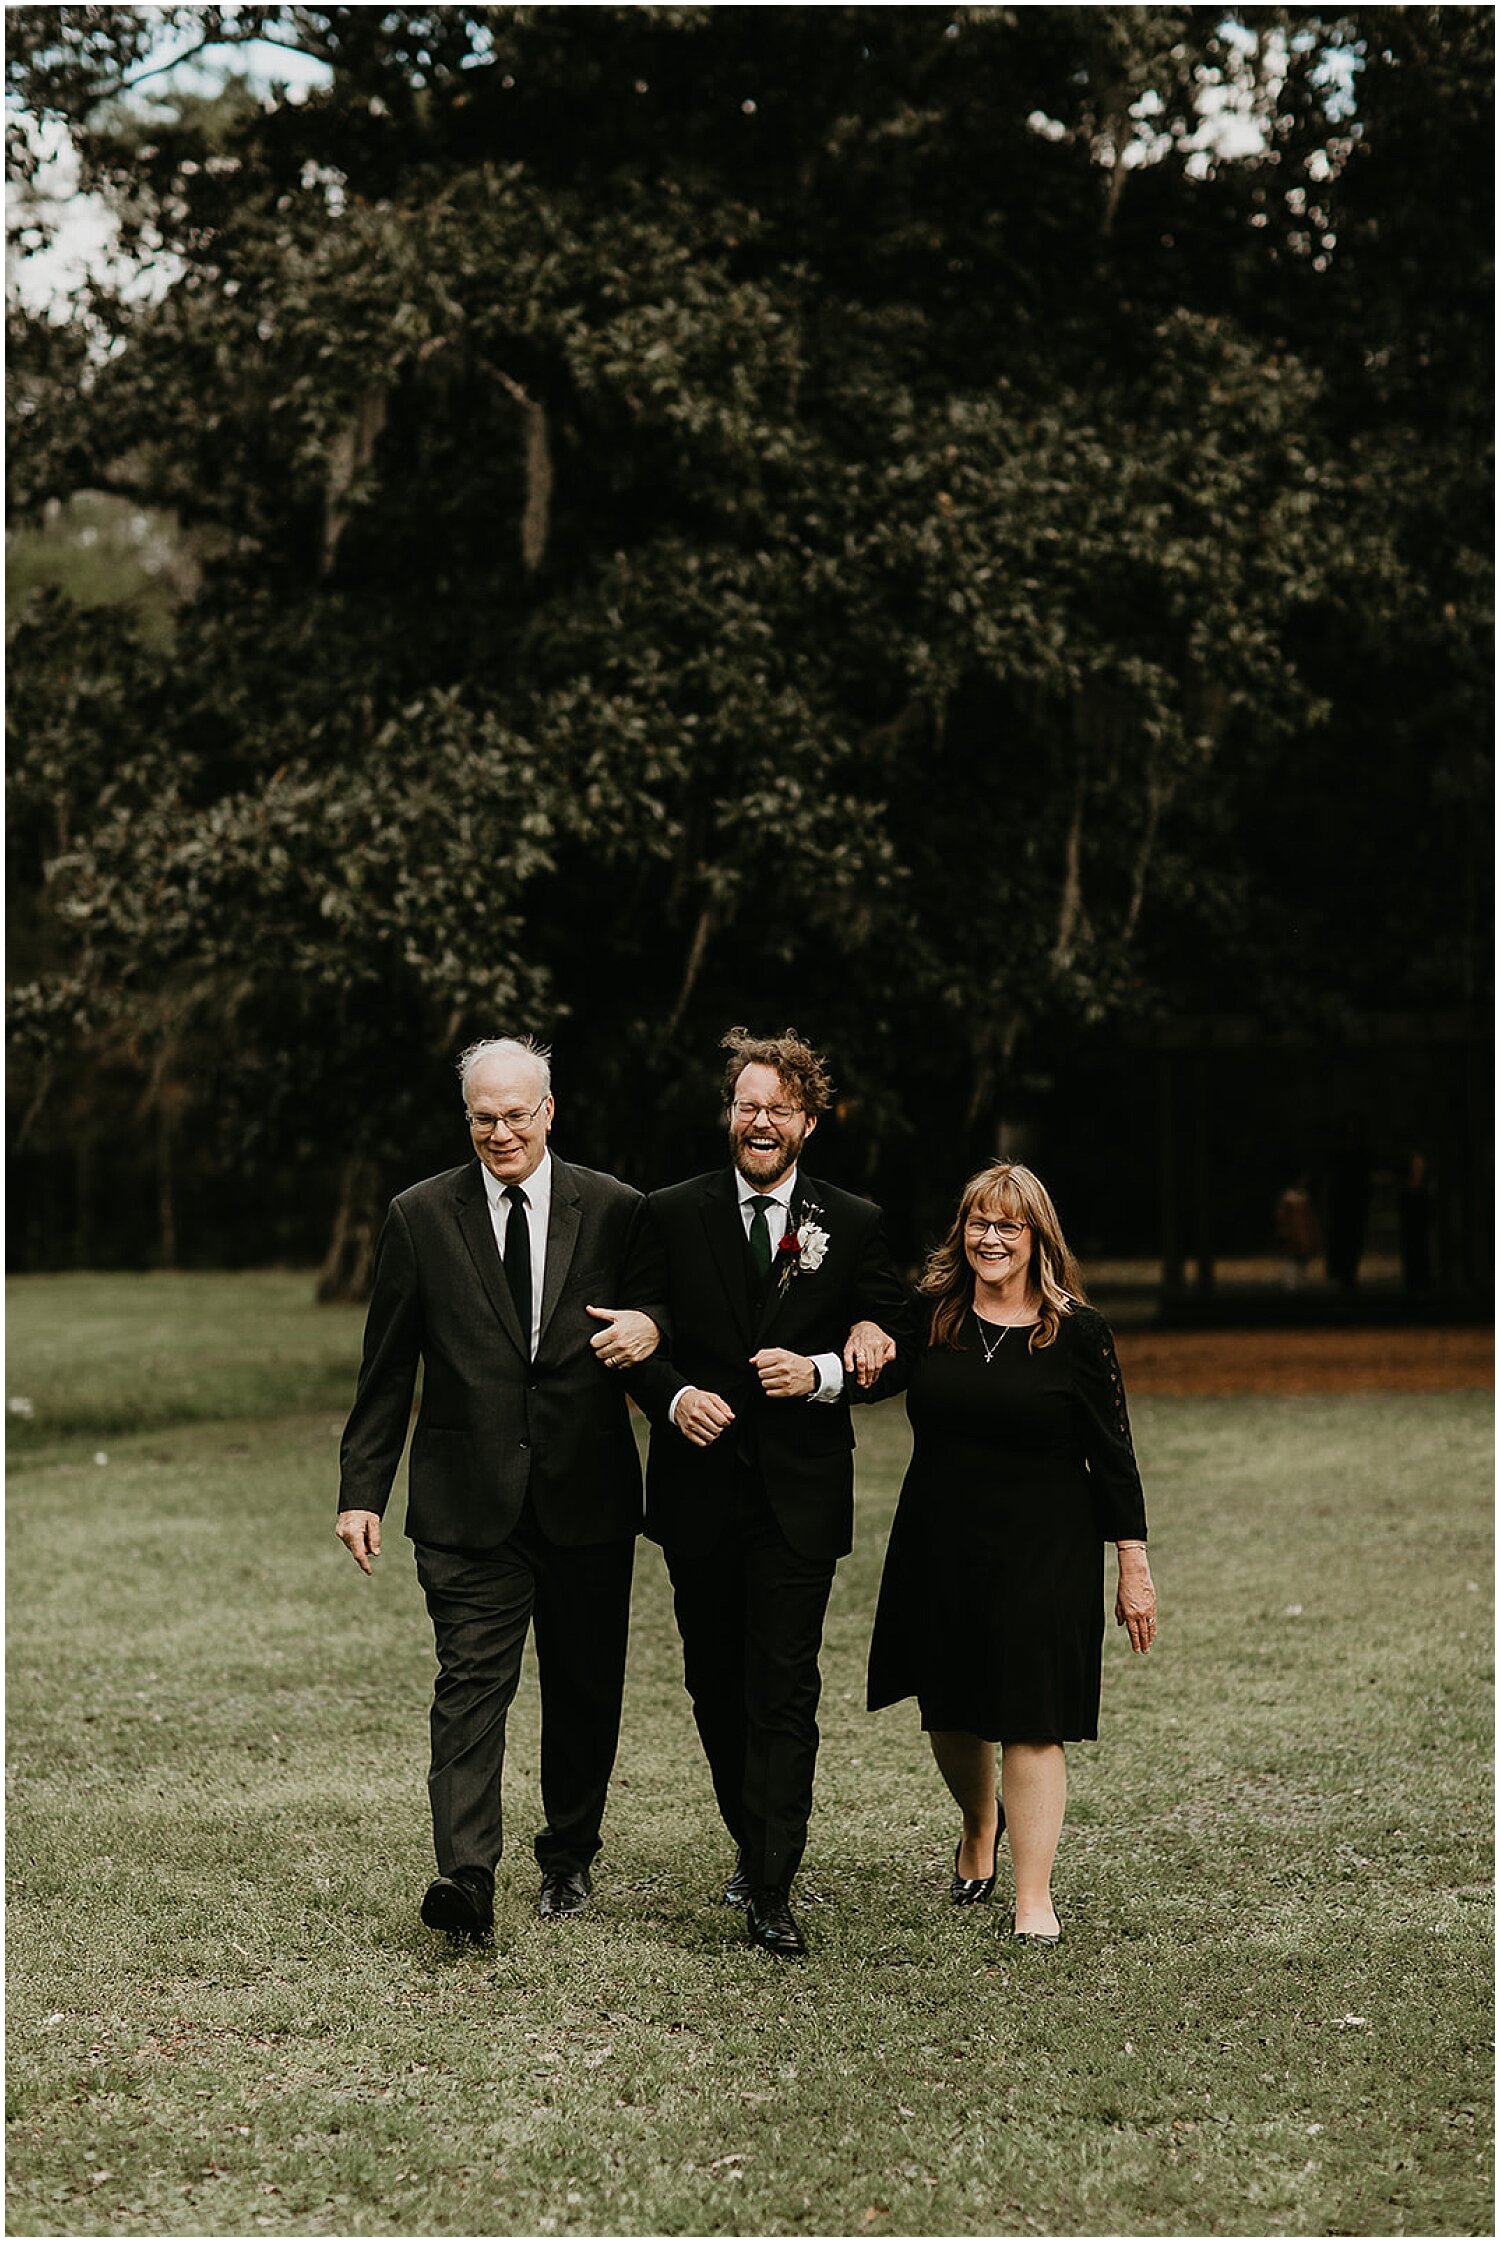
630,1028,911,1958
336,1036,666,1939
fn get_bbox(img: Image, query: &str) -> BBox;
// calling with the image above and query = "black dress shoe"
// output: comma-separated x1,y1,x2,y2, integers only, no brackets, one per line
537,1866,591,1920
950,1798,1006,1907
724,1859,754,1908
747,1887,807,1958
420,1874,493,1940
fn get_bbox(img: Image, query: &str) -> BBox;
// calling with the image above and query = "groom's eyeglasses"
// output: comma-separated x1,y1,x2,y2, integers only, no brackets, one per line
466,1096,549,1136
965,1217,1028,1241
731,1099,801,1124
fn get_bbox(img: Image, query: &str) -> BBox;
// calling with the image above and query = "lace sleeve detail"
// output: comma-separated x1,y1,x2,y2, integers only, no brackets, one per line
1099,1327,1135,1453
1069,1312,1148,1541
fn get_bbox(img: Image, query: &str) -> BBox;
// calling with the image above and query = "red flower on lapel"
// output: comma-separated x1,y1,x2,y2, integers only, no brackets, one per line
774,1206,830,1294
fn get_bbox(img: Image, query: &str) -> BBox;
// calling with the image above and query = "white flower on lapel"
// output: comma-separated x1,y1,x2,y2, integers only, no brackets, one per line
796,1219,830,1273
776,1208,830,1290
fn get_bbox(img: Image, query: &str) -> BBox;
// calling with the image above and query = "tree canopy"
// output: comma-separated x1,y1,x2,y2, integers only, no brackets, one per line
7,5,1492,1282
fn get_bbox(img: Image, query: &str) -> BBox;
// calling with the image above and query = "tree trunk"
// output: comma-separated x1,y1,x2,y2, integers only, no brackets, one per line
1051,756,1087,969
665,899,714,1034
323,384,389,574
73,1140,93,1268
157,1106,178,1269
520,396,552,574
317,1153,383,1303
485,365,552,574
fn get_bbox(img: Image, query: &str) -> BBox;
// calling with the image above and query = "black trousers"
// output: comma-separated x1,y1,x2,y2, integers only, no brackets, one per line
662,1473,837,1893
413,1503,635,1889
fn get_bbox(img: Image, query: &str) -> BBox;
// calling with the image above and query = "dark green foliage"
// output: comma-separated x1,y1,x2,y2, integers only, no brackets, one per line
6,8,1491,1274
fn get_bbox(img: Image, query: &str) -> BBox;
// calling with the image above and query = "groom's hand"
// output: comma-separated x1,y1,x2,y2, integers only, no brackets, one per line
336,1509,382,1574
673,1388,736,1446
750,1348,817,1399
587,1305,660,1368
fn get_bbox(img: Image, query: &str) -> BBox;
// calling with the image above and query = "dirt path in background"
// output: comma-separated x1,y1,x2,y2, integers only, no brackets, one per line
1114,1326,1493,1395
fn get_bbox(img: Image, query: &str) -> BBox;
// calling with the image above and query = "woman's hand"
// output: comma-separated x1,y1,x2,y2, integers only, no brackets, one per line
1114,1542,1157,1654
843,1319,897,1389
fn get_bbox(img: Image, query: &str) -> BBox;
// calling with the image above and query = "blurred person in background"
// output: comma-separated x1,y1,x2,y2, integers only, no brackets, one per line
1275,1172,1322,1289
1324,1117,1373,1289
1397,1149,1435,1300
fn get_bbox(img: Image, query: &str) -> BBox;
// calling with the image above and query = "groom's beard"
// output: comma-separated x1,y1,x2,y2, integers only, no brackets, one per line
730,1125,806,1190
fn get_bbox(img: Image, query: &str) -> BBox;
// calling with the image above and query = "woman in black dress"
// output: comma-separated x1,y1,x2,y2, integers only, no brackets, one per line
866,1162,1156,1944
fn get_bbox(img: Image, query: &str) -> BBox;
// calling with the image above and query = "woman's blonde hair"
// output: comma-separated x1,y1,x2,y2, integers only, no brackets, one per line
921,1161,1087,1352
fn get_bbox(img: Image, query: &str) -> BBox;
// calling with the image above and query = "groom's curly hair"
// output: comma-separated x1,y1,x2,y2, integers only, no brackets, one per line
719,1027,834,1116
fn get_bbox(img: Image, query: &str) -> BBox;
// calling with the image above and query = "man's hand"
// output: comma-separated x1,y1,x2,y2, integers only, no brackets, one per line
587,1306,661,1369
843,1319,897,1389
750,1348,817,1399
336,1509,383,1575
673,1388,736,1447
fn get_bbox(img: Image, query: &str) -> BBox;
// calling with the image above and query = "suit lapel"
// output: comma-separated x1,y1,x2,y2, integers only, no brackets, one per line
455,1163,529,1358
701,1169,754,1347
538,1157,582,1354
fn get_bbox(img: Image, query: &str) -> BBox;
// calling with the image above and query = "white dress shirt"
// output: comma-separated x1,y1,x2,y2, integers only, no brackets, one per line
483,1151,551,1358
668,1166,843,1427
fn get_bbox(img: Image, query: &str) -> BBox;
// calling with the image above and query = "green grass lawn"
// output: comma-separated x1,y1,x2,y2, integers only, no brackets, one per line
4,1270,368,1457
6,1272,1493,2237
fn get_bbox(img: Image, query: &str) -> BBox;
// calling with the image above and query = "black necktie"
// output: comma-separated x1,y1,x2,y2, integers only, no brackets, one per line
748,1197,773,1282
504,1184,532,1351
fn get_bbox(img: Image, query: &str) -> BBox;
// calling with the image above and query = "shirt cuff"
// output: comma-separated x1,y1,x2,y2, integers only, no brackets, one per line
810,1352,844,1402
668,1385,692,1428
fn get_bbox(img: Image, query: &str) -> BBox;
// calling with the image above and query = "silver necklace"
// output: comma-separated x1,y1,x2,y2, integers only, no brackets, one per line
975,1314,1010,1366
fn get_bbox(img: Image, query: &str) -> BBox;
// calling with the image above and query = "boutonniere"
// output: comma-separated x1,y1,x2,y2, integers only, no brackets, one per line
777,1208,830,1291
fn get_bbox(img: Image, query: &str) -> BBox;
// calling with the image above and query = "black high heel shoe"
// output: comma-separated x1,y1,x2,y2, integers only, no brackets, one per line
1009,1909,1062,1948
949,1799,1006,1906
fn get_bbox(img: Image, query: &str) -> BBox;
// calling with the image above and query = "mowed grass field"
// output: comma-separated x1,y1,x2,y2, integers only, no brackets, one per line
6,1272,1493,2239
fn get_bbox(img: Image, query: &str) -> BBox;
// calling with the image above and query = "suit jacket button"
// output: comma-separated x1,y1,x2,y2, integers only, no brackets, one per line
518,1439,529,1450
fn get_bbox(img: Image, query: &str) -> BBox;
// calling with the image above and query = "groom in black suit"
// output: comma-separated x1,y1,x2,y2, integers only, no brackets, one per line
631,1028,911,1957
336,1036,666,1939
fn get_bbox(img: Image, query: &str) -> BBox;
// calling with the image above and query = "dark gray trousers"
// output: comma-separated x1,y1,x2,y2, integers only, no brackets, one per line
413,1503,635,1890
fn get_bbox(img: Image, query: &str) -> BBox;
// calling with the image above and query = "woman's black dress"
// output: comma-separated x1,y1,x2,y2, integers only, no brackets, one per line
866,1305,1147,1743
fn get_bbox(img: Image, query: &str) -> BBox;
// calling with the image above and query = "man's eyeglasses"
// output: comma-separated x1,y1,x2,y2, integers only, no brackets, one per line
731,1099,802,1125
466,1095,549,1136
965,1216,1028,1241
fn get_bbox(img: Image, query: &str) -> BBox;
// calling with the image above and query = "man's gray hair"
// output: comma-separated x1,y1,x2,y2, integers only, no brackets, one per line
456,1035,552,1103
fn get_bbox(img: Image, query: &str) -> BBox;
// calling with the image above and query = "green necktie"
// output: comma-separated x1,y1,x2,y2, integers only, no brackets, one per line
748,1197,773,1281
